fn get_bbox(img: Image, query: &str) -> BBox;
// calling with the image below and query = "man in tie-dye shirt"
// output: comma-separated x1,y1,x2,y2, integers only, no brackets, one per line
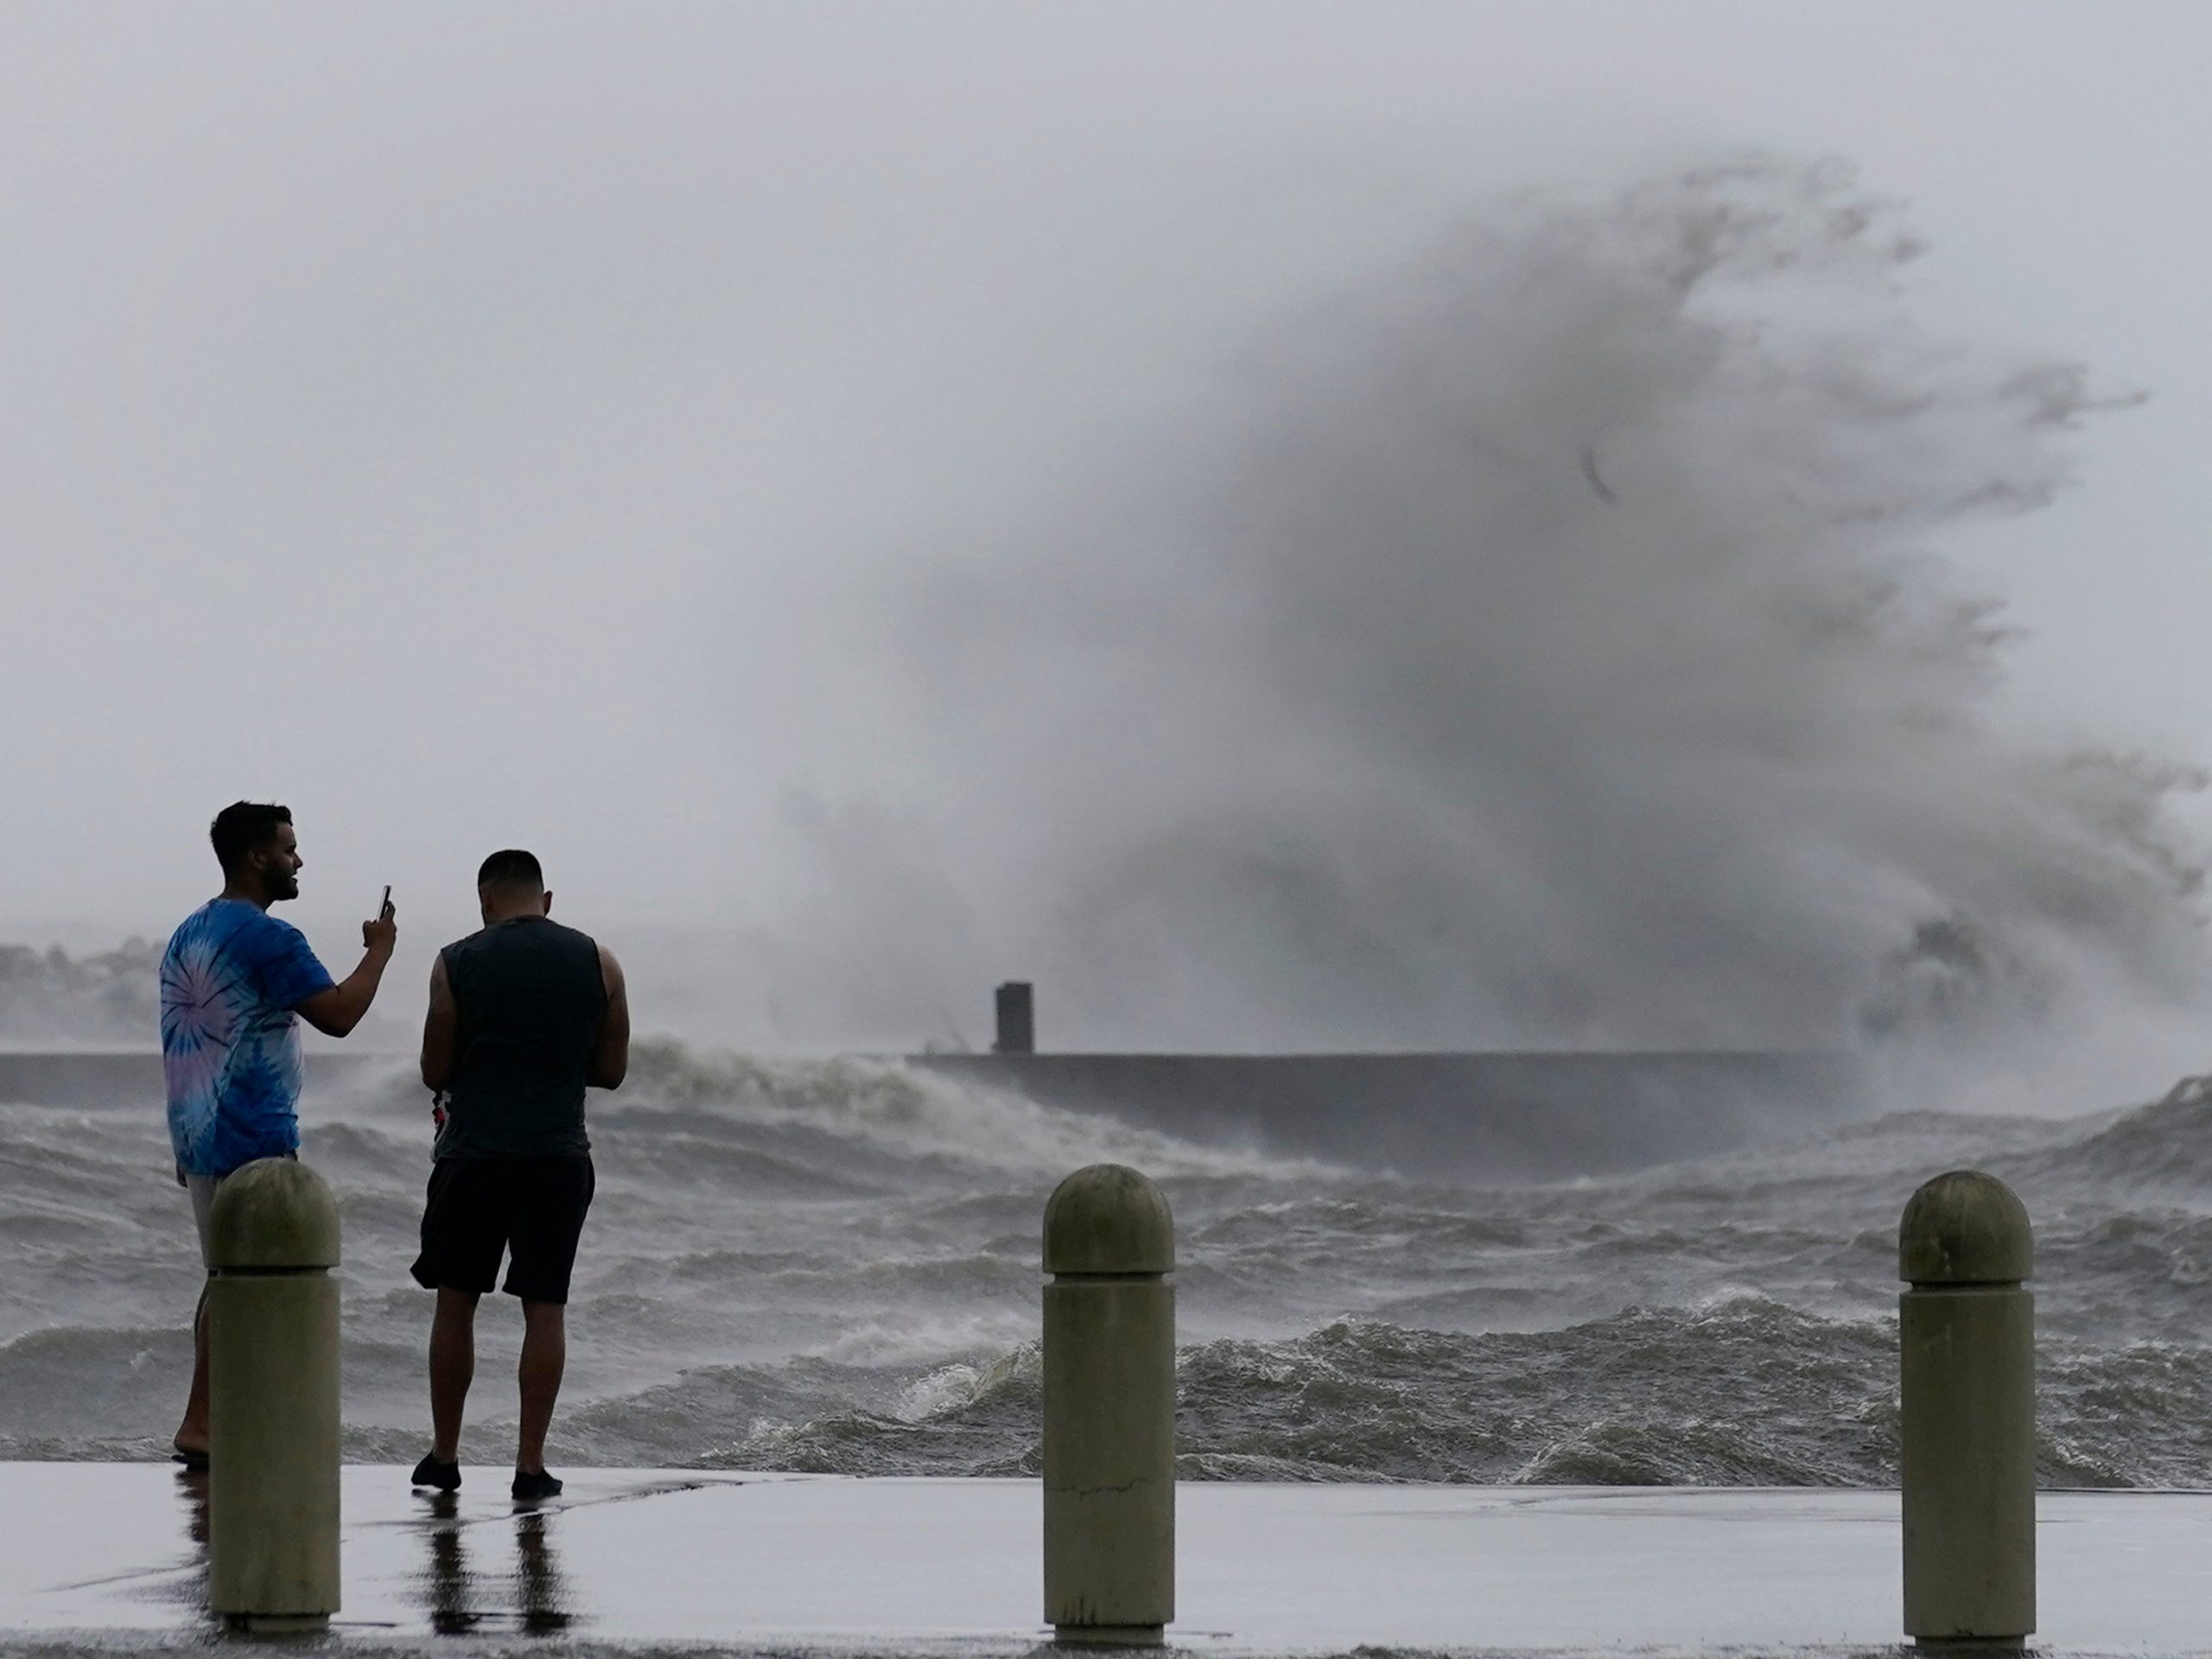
159,801,398,1468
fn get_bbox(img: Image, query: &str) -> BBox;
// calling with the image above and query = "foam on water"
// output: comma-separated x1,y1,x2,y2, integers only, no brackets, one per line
4,1043,2212,1487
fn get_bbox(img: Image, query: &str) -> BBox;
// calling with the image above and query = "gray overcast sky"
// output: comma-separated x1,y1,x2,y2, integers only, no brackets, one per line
5,3,2210,1054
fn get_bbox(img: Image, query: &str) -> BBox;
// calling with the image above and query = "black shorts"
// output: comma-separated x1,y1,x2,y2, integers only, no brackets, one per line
410,1155,595,1305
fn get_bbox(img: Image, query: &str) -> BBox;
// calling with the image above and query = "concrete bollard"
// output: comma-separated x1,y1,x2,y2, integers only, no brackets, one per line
1043,1164,1175,1647
207,1157,343,1632
1898,1169,2035,1651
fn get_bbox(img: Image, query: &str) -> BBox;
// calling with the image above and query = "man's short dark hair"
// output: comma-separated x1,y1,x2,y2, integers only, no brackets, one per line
210,802,292,872
477,849,544,891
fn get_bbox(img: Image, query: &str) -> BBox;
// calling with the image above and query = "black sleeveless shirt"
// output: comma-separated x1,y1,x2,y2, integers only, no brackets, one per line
435,917,607,1160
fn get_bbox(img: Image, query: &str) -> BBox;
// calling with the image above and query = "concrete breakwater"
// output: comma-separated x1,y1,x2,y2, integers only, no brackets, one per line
908,1050,1866,1180
3,1046,1865,1180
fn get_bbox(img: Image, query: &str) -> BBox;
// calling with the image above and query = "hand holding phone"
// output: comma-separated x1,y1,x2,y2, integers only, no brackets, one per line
364,885,397,952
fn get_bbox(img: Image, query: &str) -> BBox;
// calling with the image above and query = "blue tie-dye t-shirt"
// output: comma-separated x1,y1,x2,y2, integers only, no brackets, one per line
160,899,337,1177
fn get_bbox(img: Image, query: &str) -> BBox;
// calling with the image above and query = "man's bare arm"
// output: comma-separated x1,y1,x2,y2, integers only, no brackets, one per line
585,945,630,1090
298,906,397,1039
420,954,459,1090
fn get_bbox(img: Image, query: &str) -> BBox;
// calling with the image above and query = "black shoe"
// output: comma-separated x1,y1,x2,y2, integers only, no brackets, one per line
410,1453,461,1492
511,1468,563,1501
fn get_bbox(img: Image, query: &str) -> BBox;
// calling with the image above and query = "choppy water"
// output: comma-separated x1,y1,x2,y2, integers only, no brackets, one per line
3,1043,2209,1486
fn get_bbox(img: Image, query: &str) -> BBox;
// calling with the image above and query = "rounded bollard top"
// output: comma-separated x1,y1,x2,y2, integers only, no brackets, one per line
1899,1168,2031,1286
208,1158,340,1270
1044,1163,1174,1275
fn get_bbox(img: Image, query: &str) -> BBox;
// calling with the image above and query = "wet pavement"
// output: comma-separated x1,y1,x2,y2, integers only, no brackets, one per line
6,1464,2212,1653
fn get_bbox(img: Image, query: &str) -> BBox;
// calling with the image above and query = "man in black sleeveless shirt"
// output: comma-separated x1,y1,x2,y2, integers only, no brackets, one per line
406,849,630,1500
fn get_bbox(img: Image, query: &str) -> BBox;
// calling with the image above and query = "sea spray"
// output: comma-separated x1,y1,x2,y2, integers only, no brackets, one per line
809,159,2209,1060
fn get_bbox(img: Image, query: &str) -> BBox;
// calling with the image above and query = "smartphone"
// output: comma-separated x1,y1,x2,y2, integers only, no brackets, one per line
379,884,393,918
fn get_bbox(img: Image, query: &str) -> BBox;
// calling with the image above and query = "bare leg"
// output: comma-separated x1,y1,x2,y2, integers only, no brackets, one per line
174,1281,210,1456
429,1288,480,1464
515,1301,566,1475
